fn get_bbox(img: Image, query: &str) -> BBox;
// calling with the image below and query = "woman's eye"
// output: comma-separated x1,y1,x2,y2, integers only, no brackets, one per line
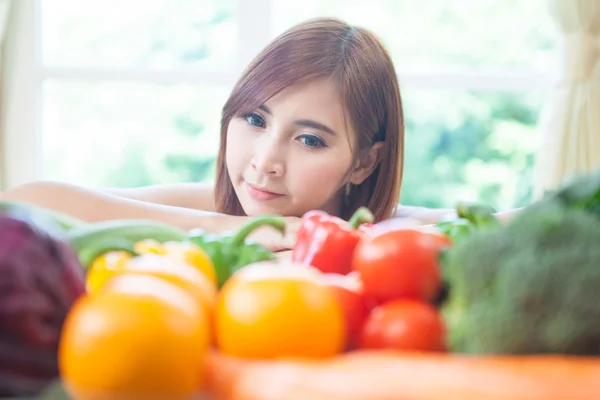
245,113,265,128
298,134,327,149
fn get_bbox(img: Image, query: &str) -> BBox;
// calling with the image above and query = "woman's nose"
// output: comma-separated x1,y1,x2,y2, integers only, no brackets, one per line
251,141,285,177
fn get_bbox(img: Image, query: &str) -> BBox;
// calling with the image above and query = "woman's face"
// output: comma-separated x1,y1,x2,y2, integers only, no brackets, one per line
225,78,359,218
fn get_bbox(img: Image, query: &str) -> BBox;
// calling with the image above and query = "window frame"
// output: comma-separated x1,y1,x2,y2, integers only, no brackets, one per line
22,0,552,186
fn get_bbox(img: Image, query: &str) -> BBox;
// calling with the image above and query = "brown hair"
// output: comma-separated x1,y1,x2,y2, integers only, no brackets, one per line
215,18,404,222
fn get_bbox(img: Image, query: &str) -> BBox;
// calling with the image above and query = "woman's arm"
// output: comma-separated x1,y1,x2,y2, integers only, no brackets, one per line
393,205,456,225
1,180,300,251
102,182,217,212
394,204,525,225
493,208,524,224
1,180,223,231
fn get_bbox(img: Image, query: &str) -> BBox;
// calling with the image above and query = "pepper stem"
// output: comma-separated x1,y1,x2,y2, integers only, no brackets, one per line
456,202,499,227
78,238,138,270
231,216,286,247
347,207,375,229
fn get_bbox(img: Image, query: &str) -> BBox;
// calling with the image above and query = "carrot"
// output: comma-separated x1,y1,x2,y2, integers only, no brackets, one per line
204,350,600,400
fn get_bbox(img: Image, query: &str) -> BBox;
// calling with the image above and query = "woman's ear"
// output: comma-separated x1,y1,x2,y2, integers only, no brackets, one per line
349,142,383,185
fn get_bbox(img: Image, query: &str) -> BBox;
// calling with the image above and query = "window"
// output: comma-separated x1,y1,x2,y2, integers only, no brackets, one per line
35,0,557,209
42,81,230,186
38,0,243,189
272,0,556,70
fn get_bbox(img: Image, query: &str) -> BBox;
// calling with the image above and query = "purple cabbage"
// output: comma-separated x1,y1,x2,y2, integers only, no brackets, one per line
0,212,85,397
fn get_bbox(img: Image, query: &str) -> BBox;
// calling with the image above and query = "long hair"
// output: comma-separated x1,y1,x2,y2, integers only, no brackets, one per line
215,18,404,222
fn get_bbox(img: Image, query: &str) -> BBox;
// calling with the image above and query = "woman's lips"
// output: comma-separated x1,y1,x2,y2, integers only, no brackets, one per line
245,182,284,201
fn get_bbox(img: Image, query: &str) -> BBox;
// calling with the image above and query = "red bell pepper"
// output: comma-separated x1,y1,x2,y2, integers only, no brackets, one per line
292,207,374,275
359,222,374,233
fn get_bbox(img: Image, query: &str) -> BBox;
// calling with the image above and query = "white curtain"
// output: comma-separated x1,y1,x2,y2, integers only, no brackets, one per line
533,0,600,198
0,0,36,191
0,0,14,191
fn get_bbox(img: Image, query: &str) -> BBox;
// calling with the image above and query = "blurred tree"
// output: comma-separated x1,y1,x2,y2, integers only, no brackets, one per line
400,92,540,210
42,0,555,212
164,154,215,182
104,143,155,187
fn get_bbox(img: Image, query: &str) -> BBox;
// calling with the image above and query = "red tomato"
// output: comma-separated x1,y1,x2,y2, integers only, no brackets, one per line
359,299,446,352
352,228,450,303
320,272,374,350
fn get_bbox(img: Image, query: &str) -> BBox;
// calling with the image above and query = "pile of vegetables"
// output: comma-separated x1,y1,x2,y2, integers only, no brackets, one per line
2,168,600,400
0,204,285,399
291,207,450,352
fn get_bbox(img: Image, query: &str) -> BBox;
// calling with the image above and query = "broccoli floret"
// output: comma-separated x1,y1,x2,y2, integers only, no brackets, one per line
541,167,600,215
441,200,600,355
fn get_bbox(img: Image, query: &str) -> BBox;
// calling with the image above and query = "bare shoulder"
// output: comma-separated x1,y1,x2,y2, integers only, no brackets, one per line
103,182,216,212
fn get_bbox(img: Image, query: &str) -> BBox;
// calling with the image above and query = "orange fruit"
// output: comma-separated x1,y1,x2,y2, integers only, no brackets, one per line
214,261,346,359
59,275,210,400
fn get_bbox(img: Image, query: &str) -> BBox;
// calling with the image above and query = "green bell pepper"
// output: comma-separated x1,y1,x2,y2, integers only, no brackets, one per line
0,200,85,233
188,216,286,288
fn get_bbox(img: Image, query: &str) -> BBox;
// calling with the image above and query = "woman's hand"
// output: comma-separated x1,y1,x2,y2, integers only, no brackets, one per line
246,216,302,252
274,250,293,262
213,215,302,252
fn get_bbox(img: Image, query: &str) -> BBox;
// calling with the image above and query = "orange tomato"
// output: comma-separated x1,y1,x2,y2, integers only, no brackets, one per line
214,261,346,359
59,274,210,400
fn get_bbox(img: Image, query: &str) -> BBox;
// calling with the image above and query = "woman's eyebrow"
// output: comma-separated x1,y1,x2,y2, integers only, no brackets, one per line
294,120,336,136
259,105,271,114
259,104,336,135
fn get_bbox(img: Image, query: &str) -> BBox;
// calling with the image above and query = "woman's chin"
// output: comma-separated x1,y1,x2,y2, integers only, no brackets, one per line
241,203,287,217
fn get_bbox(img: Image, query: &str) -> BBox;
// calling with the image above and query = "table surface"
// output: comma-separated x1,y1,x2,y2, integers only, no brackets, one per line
7,381,207,400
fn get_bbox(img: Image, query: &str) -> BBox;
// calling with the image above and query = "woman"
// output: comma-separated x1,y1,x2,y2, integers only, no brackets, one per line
0,18,515,251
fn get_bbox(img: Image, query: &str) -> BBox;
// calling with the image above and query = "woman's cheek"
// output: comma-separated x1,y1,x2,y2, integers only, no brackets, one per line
291,161,346,199
226,122,253,173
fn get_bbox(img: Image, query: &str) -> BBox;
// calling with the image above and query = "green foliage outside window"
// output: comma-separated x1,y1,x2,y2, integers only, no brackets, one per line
42,0,556,211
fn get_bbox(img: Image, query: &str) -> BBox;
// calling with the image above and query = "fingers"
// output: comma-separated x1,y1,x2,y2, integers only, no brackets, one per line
232,216,302,252
282,217,301,249
274,250,293,262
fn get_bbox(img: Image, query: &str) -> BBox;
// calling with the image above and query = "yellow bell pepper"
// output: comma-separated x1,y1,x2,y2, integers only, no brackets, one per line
135,240,218,286
86,240,217,295
86,251,132,295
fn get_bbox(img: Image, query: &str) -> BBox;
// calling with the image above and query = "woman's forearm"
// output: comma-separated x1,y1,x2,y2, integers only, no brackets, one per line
395,204,525,226
493,207,524,224
1,181,229,232
394,205,456,225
